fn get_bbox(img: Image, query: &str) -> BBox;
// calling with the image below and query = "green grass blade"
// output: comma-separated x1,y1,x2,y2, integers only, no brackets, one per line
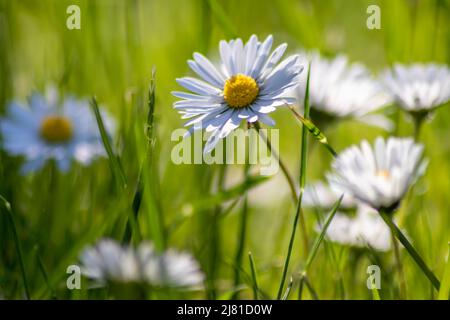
300,62,311,188
281,277,294,300
276,63,312,299
303,275,319,300
304,195,343,272
438,243,450,300
1,195,31,299
90,97,127,190
123,67,157,244
34,245,56,299
298,62,312,255
371,284,381,300
248,252,260,300
379,210,441,291
289,105,337,157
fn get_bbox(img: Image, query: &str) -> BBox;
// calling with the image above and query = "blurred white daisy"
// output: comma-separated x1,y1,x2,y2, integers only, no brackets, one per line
295,52,393,130
173,34,304,153
328,137,427,212
80,239,204,288
320,205,391,252
381,63,450,113
303,180,356,210
0,93,113,174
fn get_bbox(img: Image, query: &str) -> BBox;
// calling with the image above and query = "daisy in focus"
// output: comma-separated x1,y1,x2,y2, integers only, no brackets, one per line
295,52,393,130
80,239,204,288
319,205,392,252
0,93,113,173
381,63,450,115
173,34,304,153
327,137,427,212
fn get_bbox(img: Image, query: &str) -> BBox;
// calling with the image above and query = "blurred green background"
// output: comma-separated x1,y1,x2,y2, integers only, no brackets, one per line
0,0,449,299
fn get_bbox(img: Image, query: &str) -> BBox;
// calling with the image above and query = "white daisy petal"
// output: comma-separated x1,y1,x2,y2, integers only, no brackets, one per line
176,77,222,96
219,40,235,77
189,54,225,88
251,35,273,78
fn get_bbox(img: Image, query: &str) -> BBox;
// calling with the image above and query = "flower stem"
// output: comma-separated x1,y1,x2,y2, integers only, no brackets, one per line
411,110,427,142
391,231,407,298
253,121,297,203
379,210,440,290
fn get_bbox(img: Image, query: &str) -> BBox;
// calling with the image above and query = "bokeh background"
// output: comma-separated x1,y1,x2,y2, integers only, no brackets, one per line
0,0,449,299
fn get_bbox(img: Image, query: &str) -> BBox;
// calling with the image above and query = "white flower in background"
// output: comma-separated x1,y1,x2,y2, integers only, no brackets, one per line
320,205,391,252
81,239,140,284
328,137,427,211
295,52,393,130
381,63,450,113
173,34,304,153
140,247,205,288
303,181,356,210
80,239,204,288
0,93,113,173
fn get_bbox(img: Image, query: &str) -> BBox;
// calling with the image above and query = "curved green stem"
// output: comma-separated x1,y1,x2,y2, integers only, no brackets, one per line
379,210,440,291
253,121,297,203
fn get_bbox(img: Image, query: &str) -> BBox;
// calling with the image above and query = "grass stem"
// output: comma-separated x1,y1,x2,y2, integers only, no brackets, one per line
276,65,312,299
379,210,440,291
248,252,259,300
391,231,407,298
1,196,31,299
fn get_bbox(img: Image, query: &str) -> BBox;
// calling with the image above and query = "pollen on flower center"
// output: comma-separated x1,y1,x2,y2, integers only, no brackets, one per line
223,74,259,108
40,115,73,143
376,170,390,179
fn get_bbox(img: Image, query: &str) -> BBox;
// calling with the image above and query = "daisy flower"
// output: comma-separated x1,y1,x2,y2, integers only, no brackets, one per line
295,52,392,130
0,92,113,174
381,63,450,114
320,205,391,252
80,239,204,288
327,137,427,212
173,34,304,153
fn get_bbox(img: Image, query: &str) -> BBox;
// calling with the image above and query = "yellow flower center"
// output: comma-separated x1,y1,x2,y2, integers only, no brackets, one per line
40,115,73,143
223,74,259,108
376,170,390,179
